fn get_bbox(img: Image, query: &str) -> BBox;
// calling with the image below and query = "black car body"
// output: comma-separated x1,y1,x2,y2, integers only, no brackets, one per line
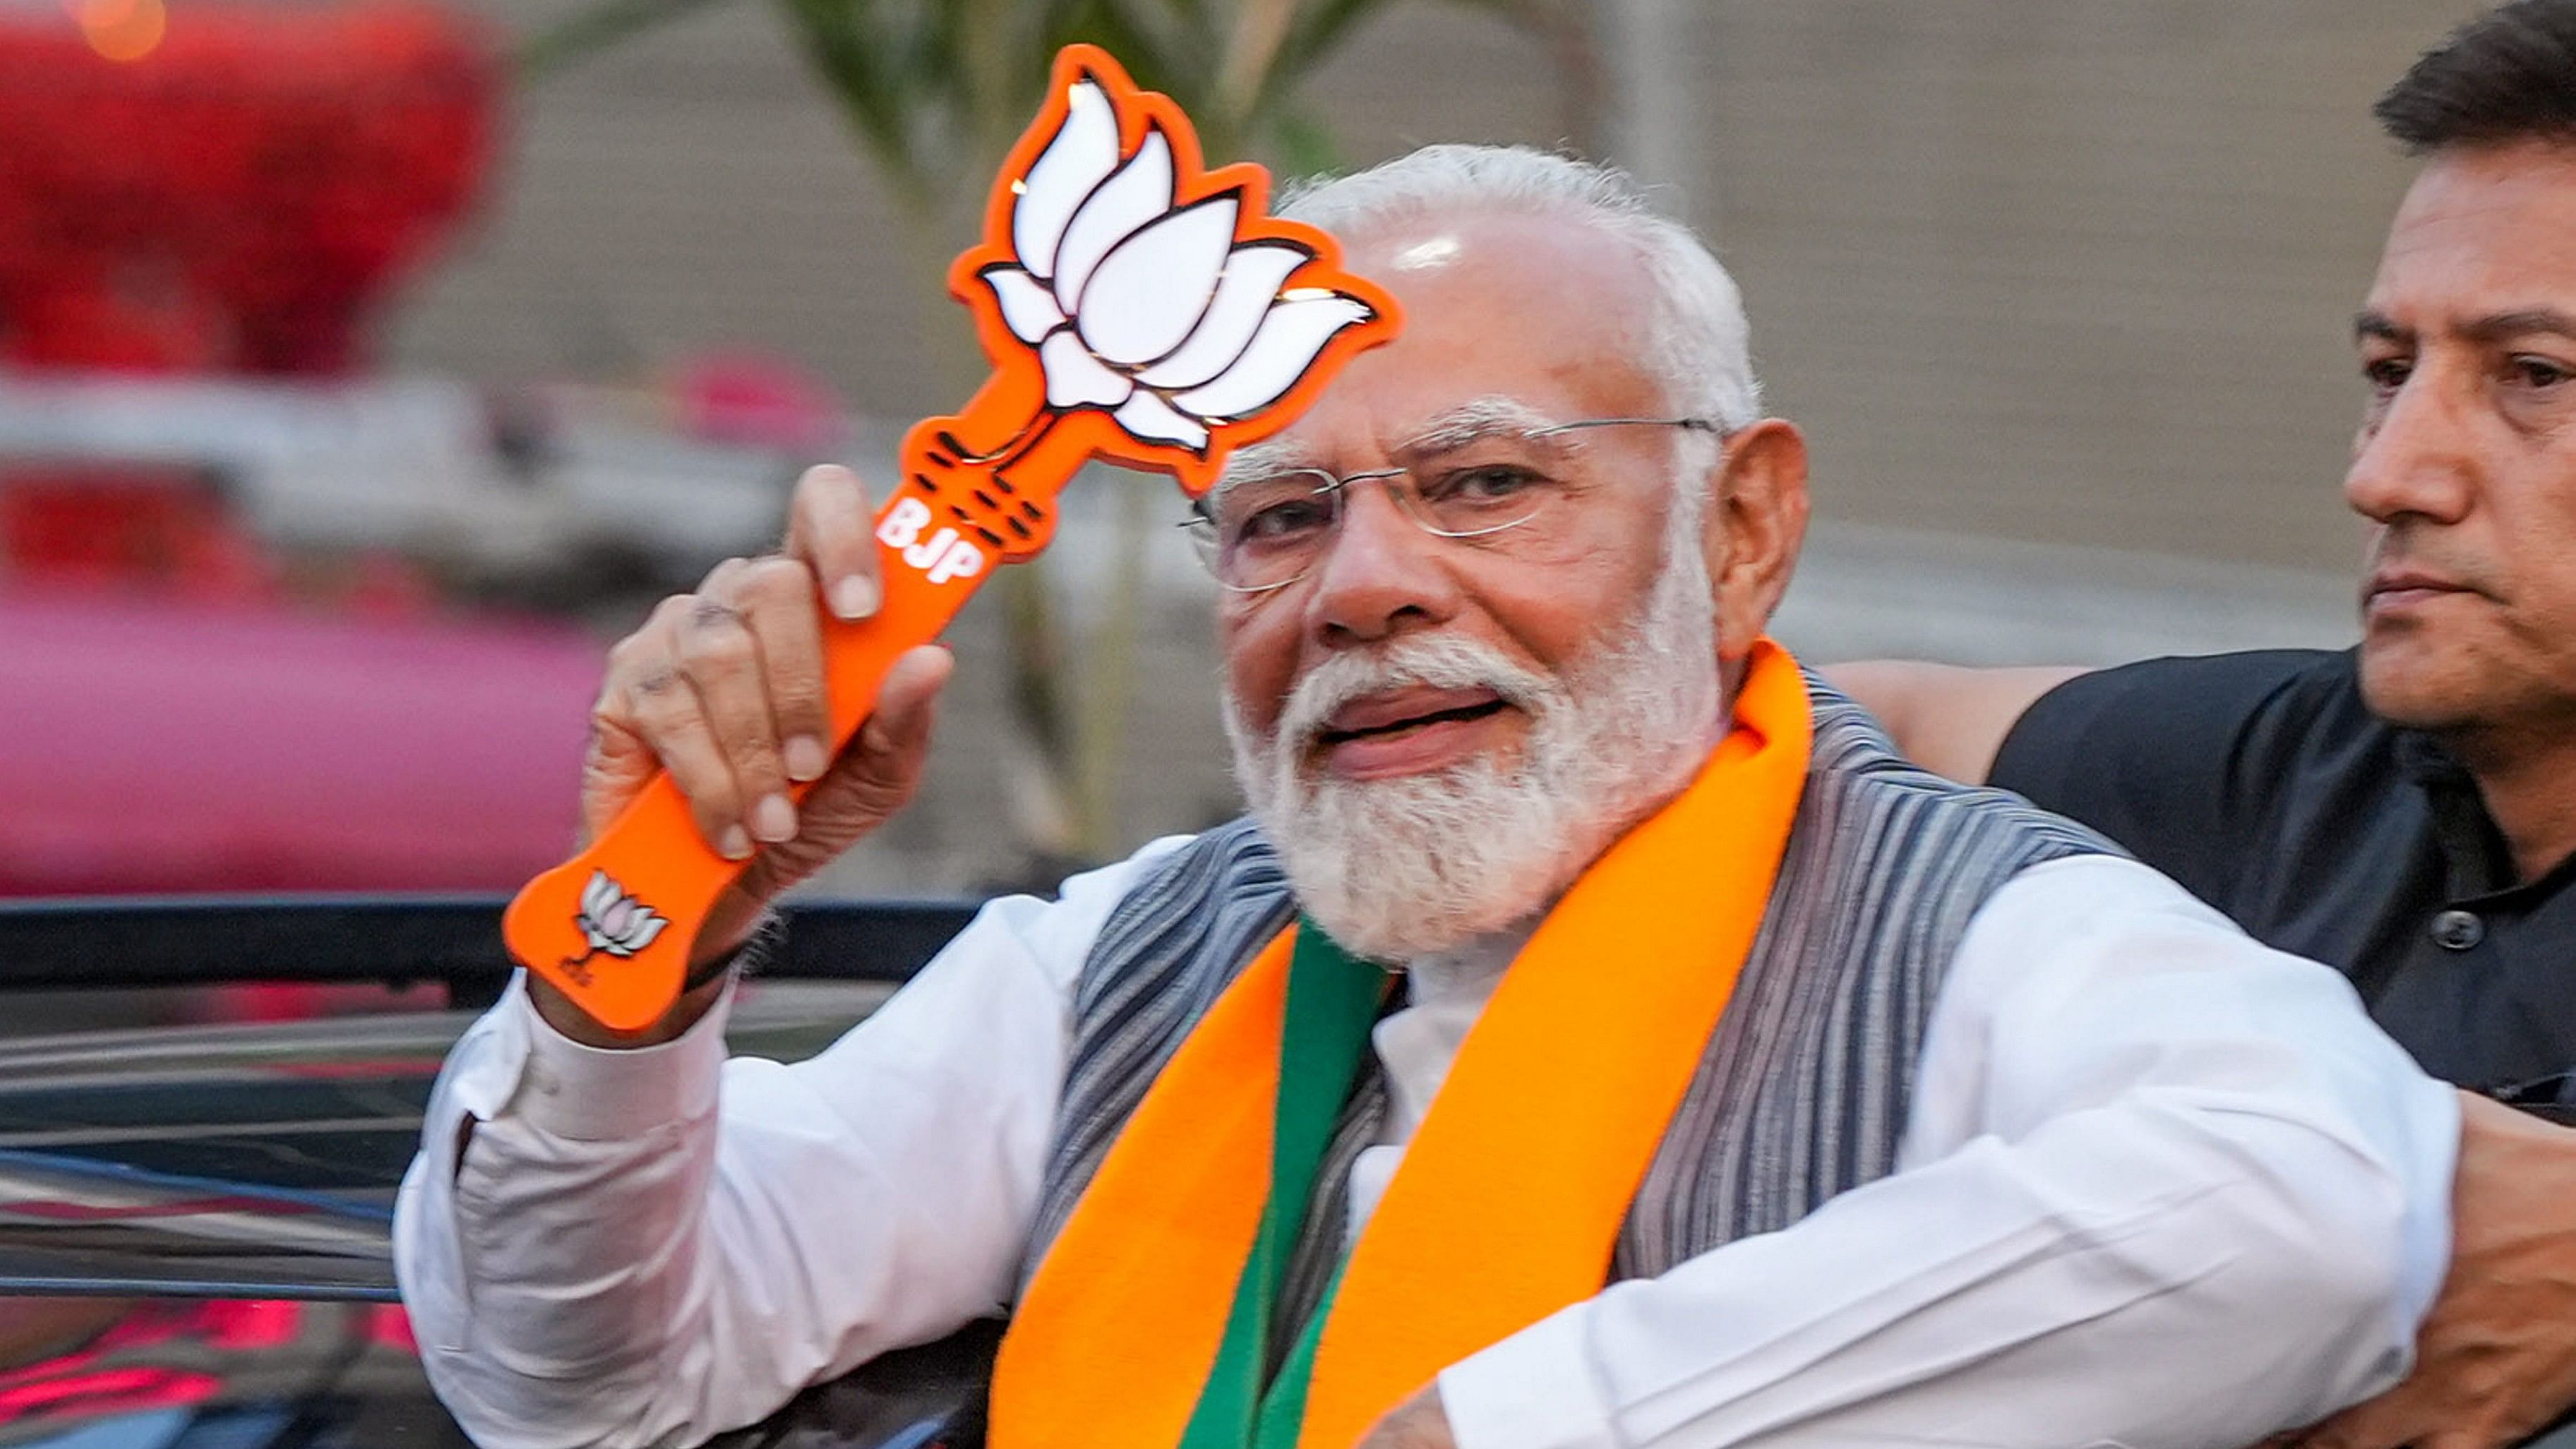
0,897,995,1449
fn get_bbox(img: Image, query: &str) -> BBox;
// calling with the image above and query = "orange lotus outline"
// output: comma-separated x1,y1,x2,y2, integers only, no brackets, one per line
933,43,1401,498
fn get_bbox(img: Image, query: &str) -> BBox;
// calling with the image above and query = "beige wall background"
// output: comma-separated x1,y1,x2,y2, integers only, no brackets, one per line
383,1,2493,886
396,1,2486,572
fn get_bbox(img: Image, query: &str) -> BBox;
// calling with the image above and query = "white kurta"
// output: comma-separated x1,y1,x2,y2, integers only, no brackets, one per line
393,846,2457,1449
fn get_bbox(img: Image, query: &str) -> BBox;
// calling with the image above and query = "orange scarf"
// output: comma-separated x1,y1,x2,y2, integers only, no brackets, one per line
990,639,1813,1449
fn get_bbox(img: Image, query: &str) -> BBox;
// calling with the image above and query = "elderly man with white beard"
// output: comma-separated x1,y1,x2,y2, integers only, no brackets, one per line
394,145,2459,1449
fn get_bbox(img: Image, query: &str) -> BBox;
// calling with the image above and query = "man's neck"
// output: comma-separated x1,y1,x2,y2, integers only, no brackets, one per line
2448,720,2576,884
1404,916,1540,1000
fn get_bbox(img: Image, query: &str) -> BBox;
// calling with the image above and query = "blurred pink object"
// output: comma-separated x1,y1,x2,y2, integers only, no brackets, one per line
670,349,849,455
0,589,597,894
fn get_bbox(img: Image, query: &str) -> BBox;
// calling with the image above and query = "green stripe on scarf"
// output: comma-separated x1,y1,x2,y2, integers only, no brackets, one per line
1177,921,1384,1449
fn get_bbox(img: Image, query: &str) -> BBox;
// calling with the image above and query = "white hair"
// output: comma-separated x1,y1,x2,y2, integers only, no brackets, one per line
1277,144,1763,434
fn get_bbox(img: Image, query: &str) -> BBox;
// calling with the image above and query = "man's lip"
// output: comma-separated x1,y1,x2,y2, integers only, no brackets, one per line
1318,685,1507,740
2365,570,2478,603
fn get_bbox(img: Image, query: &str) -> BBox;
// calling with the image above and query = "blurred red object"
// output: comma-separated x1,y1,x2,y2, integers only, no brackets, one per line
0,1,498,376
0,589,599,894
0,467,280,599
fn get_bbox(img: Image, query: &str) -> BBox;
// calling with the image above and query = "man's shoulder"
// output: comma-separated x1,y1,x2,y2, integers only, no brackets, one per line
1982,647,2389,911
2035,647,2358,736
1994,647,2369,792
1805,680,2121,865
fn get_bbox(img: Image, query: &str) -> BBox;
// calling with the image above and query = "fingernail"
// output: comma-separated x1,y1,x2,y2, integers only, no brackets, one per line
718,824,753,860
832,575,879,621
752,793,797,843
784,735,829,781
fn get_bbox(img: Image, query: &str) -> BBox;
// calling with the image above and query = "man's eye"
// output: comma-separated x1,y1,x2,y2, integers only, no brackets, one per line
1233,498,1333,543
2510,355,2574,390
2363,356,2412,393
1426,465,1541,505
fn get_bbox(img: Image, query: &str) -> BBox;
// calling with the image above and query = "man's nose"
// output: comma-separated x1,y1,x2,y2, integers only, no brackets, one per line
1302,480,1462,645
2345,368,2478,527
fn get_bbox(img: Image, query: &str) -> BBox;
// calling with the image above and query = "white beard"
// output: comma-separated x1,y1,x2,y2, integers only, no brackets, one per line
1224,509,1725,962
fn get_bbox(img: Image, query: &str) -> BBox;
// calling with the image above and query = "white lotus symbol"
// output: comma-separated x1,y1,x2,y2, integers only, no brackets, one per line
575,870,670,960
978,77,1377,453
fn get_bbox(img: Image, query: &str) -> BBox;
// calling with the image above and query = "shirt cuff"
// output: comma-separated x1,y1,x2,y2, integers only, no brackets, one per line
1437,1300,1620,1449
502,974,736,1142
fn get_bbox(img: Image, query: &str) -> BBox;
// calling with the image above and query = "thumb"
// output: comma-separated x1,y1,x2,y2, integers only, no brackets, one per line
865,644,954,752
823,644,954,815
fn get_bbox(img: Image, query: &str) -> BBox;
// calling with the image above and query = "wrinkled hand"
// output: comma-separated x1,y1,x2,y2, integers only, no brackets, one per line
2292,1093,2576,1449
582,463,953,968
1354,1385,1456,1449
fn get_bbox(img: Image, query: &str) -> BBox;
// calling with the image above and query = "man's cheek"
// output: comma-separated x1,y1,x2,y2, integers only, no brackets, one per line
1219,632,1300,742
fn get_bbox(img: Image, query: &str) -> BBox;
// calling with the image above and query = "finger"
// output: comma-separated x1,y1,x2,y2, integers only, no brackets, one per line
717,555,834,783
580,716,663,849
623,644,753,860
786,464,882,622
674,594,798,848
582,598,693,846
580,716,652,848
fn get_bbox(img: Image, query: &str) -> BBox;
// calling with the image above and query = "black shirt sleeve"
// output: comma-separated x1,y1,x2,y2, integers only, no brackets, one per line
1987,649,2344,914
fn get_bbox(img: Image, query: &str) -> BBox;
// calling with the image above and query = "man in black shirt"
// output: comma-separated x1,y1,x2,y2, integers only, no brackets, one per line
1835,4,2576,1445
1950,647,2572,1092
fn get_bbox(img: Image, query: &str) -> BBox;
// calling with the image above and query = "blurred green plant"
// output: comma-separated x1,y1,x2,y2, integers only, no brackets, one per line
519,0,1590,870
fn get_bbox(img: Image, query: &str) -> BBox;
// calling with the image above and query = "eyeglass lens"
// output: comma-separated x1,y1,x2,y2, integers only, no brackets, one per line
1187,416,1718,591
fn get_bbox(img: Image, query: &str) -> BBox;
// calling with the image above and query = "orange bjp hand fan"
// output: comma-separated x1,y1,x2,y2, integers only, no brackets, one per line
503,44,1403,1030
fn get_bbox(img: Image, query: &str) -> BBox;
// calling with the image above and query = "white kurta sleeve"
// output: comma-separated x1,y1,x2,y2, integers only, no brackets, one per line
1436,853,2460,1449
392,838,1186,1449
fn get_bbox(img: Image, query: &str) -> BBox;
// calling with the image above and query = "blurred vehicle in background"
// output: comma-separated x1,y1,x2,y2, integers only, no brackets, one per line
0,371,842,607
0,585,599,898
0,896,990,1449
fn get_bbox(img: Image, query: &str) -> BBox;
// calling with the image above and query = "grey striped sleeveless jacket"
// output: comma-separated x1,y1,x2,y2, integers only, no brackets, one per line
1017,678,2112,1331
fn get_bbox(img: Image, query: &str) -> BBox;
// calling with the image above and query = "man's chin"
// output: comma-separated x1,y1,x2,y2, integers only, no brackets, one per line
1262,774,1579,961
1293,860,1565,963
2358,635,2497,734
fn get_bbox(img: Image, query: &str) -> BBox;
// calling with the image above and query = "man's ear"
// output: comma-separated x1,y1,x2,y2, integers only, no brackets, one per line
1703,419,1810,663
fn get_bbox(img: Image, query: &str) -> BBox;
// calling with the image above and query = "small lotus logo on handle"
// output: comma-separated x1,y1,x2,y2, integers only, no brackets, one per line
561,870,669,985
504,44,1401,1030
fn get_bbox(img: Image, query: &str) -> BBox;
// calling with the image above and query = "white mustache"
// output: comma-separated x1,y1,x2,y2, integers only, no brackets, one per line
1274,635,1555,756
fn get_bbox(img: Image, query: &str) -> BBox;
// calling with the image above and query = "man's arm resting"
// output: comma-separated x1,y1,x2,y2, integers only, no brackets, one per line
397,958,1061,1449
1427,858,2458,1449
1821,661,2084,784
391,845,1182,1449
2297,1095,2576,1449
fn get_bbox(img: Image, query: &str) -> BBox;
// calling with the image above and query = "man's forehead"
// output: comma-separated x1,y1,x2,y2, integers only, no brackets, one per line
1217,396,1588,486
1219,214,1661,474
2372,143,2576,325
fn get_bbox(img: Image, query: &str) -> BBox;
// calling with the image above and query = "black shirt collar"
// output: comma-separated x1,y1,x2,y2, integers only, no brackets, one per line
2395,730,2561,906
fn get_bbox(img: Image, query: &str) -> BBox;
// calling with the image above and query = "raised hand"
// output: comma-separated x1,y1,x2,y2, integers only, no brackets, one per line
543,465,954,1044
